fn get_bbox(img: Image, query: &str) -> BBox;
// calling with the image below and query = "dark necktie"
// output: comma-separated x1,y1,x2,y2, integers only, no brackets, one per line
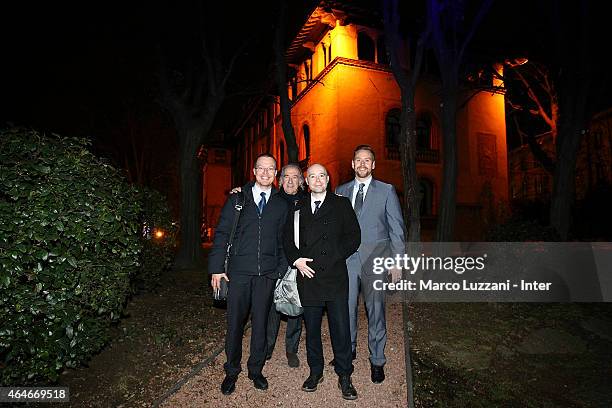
313,200,321,215
258,192,266,214
354,183,365,216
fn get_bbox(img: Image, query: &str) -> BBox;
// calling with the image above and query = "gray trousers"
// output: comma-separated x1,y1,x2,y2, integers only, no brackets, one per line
347,256,387,366
266,301,302,356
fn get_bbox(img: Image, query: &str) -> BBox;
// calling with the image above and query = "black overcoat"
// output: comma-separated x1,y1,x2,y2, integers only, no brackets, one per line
283,193,361,305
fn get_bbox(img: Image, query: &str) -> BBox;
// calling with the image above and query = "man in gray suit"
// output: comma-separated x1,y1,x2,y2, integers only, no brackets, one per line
335,145,406,384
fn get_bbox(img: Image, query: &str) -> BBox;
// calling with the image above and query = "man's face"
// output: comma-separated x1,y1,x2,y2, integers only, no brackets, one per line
253,156,277,188
282,167,301,195
306,164,329,194
352,149,376,179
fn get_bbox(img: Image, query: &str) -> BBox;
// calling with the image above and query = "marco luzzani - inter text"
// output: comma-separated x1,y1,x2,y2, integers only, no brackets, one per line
371,254,553,293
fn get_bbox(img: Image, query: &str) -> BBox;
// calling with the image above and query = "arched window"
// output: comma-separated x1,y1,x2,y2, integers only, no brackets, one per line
385,109,401,160
377,36,389,65
298,124,311,162
279,140,285,167
416,114,432,149
357,32,375,62
303,124,310,159
419,179,434,216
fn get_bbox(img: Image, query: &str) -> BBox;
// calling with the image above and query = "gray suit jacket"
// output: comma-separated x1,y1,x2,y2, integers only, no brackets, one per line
336,179,406,276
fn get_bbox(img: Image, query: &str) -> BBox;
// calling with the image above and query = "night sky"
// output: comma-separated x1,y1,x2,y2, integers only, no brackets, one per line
2,0,610,206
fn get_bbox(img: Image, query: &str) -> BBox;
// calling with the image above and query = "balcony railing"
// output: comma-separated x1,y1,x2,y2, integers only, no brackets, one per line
385,145,440,163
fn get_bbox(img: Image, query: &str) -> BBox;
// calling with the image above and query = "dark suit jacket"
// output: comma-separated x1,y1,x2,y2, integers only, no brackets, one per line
283,193,361,305
208,182,289,278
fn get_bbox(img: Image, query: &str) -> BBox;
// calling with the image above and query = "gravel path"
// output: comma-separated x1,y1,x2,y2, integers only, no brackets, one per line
162,302,408,407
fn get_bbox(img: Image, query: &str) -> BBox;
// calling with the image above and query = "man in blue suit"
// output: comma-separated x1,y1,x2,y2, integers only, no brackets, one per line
335,145,406,384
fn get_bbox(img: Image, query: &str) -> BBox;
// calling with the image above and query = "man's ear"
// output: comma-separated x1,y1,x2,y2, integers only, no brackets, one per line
351,160,355,170
372,161,376,170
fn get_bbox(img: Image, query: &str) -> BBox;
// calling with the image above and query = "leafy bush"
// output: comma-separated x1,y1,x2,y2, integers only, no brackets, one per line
0,128,142,384
134,187,177,291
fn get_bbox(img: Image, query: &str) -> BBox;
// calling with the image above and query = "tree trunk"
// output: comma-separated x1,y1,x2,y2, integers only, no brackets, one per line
400,92,421,243
550,111,587,239
549,0,591,240
274,0,298,164
174,128,204,269
435,75,459,241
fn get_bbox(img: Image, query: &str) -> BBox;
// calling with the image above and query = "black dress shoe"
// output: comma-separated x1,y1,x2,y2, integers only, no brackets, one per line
338,375,358,400
301,373,324,392
248,373,269,390
286,352,300,368
371,363,385,384
329,350,356,366
220,375,238,395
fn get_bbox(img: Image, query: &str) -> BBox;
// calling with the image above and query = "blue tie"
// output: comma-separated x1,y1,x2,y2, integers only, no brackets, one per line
258,192,266,214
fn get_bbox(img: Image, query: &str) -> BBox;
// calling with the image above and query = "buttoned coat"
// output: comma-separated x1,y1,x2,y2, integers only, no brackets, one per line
283,193,361,305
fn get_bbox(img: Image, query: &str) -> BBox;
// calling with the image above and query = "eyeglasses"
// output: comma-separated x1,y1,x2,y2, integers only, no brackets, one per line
255,167,276,174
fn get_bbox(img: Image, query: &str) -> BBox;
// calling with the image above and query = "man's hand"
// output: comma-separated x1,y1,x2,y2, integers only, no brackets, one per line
229,186,242,194
294,257,315,278
211,273,229,291
388,267,402,284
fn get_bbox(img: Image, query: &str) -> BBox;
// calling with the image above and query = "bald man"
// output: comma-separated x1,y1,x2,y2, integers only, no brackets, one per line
283,163,361,400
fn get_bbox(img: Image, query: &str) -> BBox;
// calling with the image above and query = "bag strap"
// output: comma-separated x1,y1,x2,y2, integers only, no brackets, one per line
226,192,245,259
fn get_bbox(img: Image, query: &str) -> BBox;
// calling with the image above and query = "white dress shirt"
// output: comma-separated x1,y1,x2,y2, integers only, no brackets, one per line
252,184,272,207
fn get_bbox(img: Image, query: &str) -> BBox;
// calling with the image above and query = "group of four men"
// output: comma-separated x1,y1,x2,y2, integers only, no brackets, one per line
209,145,406,400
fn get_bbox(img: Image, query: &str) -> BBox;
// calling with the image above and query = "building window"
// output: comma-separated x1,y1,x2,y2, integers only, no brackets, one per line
304,58,313,82
298,124,311,163
416,114,432,149
357,32,375,62
303,124,311,159
297,124,311,169
290,76,297,101
322,43,328,66
376,36,389,65
385,109,401,160
279,140,285,167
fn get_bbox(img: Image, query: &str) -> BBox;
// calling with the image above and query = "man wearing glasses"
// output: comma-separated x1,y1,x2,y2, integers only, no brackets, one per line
229,163,307,368
209,153,289,395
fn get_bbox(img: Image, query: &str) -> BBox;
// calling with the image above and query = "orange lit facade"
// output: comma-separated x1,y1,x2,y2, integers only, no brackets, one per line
232,2,509,240
201,147,232,242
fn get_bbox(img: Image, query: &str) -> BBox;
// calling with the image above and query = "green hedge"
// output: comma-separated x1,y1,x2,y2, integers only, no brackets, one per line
0,128,142,384
134,187,177,291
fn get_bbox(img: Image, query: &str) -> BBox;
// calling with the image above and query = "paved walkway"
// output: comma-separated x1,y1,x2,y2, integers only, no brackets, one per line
162,302,407,407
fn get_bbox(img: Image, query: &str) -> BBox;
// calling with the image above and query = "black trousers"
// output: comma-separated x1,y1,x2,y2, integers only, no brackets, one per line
302,299,354,376
266,302,303,356
224,274,275,377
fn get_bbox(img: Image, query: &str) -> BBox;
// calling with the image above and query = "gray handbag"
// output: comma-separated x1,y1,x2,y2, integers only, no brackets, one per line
274,210,303,316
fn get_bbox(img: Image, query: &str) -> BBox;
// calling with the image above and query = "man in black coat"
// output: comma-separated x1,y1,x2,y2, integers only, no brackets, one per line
209,153,289,395
283,163,361,400
265,164,306,368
